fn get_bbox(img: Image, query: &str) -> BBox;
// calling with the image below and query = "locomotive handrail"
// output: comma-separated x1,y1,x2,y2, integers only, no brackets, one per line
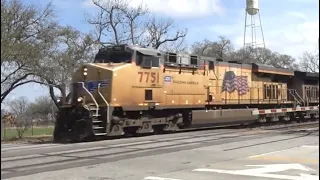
305,93,309,106
78,82,99,117
288,89,300,105
98,83,110,125
288,89,305,106
293,90,305,106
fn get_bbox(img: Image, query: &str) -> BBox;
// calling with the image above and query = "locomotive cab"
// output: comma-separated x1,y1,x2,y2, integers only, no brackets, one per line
94,44,161,67
94,44,133,64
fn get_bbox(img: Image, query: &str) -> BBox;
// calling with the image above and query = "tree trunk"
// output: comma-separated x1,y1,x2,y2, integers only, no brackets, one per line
48,86,59,108
60,83,67,105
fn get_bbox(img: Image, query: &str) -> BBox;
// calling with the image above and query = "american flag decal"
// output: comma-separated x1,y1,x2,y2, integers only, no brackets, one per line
221,71,249,95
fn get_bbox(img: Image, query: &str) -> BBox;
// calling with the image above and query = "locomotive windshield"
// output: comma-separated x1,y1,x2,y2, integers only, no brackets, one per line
94,46,133,63
94,45,162,68
136,52,160,68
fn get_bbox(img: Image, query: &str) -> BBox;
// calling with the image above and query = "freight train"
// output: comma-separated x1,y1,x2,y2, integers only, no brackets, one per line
53,44,319,142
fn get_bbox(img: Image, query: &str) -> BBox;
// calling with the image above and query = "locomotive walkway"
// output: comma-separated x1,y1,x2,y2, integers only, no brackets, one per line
1,125,319,180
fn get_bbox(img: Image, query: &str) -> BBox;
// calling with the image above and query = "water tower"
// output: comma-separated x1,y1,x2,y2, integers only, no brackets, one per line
243,0,266,58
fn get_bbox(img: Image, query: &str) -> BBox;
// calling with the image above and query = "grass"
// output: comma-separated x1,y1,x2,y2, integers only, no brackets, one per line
1,126,54,139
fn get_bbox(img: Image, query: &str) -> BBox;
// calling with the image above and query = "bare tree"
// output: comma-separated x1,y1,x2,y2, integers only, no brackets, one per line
299,50,319,73
159,37,188,53
144,16,187,50
269,53,297,69
6,96,32,138
86,0,148,46
232,47,275,64
191,36,234,60
251,47,273,64
190,37,299,69
191,39,211,55
7,97,29,115
25,96,57,125
1,0,56,103
229,47,298,69
228,48,252,63
86,0,187,50
214,36,234,59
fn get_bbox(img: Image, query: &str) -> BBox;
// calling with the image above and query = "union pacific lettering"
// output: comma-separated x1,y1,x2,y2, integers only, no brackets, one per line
172,80,199,85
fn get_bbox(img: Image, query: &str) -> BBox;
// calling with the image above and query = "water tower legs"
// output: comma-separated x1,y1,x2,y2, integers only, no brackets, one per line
243,9,266,61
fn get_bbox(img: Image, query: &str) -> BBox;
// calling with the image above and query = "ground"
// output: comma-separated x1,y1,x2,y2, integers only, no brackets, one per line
1,127,319,180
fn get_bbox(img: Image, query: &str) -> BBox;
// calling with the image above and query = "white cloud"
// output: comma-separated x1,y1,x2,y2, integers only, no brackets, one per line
286,11,308,21
82,0,224,18
264,20,319,57
82,0,95,8
208,9,319,59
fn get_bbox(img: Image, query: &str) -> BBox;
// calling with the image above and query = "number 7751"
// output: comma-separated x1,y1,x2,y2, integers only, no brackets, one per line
138,72,158,83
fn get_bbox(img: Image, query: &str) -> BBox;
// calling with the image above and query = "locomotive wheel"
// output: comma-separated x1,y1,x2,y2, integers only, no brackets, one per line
153,125,166,134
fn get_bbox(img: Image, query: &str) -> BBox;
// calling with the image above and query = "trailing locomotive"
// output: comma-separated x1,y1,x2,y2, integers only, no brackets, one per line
53,44,319,142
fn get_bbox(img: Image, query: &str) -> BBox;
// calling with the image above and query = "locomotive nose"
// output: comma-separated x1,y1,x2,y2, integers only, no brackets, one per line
53,106,94,143
70,64,116,105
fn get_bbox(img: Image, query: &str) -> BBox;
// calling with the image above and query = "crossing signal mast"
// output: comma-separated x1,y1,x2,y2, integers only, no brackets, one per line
243,0,266,59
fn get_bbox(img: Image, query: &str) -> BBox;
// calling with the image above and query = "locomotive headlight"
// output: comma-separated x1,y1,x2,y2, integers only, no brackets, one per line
83,67,88,76
77,97,84,103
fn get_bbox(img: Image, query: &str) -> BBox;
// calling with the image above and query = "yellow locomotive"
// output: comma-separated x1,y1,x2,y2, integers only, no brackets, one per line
53,44,319,142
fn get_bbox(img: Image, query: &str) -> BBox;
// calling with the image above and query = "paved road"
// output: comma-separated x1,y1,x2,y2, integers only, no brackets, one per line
1,127,319,180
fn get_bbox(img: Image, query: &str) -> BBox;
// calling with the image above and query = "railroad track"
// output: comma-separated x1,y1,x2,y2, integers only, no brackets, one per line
2,120,318,179
261,121,319,130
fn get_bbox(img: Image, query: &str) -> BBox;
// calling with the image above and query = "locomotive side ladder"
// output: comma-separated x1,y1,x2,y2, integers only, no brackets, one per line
94,83,110,136
78,82,106,136
293,90,305,106
87,83,109,136
288,89,305,107
78,82,99,116
305,93,309,106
